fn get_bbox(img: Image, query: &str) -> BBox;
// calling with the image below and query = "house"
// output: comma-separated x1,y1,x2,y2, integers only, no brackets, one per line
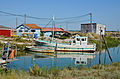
81,23,106,35
0,25,11,37
40,27,66,37
16,24,41,38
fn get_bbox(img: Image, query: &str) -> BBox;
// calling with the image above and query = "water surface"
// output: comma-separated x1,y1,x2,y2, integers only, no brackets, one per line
9,45,120,70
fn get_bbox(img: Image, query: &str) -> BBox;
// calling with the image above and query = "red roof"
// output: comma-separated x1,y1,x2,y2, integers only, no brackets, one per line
24,24,40,29
40,27,64,32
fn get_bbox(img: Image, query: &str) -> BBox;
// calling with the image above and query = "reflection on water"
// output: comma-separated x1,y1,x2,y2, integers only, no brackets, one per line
9,45,120,70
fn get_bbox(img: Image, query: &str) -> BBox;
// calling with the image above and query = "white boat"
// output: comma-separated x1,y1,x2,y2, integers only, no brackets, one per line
35,35,96,52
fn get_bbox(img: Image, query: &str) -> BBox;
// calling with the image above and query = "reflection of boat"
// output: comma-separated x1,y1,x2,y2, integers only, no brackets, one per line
57,53,95,65
27,52,54,58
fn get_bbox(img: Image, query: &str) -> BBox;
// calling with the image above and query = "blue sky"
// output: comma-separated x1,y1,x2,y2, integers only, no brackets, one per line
0,0,120,31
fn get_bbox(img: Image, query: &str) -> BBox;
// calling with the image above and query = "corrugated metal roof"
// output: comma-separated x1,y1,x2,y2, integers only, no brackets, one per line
40,27,64,32
24,24,40,29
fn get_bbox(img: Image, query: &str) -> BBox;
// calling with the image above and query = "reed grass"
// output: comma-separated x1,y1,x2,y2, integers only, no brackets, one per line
0,62,119,79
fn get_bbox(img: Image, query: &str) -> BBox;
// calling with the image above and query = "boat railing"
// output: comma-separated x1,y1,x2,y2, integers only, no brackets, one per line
36,39,71,45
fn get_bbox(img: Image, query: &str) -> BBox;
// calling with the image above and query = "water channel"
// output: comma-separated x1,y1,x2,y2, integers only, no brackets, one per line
8,45,120,70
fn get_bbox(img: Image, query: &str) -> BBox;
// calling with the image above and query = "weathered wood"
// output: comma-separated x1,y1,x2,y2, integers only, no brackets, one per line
99,27,102,64
90,13,92,32
54,43,57,57
104,50,107,64
102,35,113,62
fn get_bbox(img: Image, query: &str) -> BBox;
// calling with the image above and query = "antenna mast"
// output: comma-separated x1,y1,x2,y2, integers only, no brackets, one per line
90,13,92,32
52,16,55,42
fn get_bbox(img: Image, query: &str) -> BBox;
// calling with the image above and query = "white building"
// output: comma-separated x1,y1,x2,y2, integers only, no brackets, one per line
81,23,106,35
16,24,41,38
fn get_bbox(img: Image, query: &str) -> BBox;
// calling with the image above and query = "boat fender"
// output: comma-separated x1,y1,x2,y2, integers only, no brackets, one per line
8,50,14,59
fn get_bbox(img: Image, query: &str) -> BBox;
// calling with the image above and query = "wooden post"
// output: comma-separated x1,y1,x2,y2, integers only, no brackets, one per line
66,22,68,31
16,17,18,28
90,58,91,67
7,41,10,60
104,49,106,64
102,35,113,62
54,43,57,57
90,13,92,32
52,16,55,42
99,27,102,64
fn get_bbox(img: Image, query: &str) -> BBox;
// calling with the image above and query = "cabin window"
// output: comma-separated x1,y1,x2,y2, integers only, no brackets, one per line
25,30,28,32
31,30,35,32
19,30,22,32
77,38,80,41
76,61,80,64
73,40,76,43
81,39,85,41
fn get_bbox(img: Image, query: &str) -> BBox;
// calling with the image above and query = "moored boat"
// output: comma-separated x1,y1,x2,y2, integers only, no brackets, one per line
34,35,96,53
25,46,55,53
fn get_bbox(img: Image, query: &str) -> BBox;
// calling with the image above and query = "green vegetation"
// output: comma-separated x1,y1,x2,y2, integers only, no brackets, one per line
0,62,120,79
0,32,120,56
89,36,120,51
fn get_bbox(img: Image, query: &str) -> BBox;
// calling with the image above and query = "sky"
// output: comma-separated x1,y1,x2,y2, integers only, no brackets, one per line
0,0,120,31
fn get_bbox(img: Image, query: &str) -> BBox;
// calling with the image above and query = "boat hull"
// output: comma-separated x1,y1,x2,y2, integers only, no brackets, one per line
25,46,54,53
26,45,95,53
34,40,96,53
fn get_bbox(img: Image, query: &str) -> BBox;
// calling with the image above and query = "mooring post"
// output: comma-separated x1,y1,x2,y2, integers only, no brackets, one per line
102,35,113,63
104,49,107,64
54,43,57,57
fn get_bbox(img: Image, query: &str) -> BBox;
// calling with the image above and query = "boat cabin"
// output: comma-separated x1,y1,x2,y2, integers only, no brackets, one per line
71,36,88,45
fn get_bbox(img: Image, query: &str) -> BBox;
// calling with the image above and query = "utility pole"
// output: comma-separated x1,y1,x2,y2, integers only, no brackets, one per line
16,17,18,28
24,14,26,24
90,13,92,33
66,22,68,31
52,16,55,42
99,27,102,64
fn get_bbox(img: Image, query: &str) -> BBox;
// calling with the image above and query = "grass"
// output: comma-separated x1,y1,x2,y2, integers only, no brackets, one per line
0,62,120,79
0,32,120,56
89,36,120,51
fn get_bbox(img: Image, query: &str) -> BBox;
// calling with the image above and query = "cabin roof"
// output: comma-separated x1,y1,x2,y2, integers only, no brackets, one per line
24,24,40,29
40,27,64,32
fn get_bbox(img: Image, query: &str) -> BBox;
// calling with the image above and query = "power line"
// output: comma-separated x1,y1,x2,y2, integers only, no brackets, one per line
0,11,23,17
0,10,50,20
0,10,91,29
0,10,90,21
55,19,90,24
56,13,90,20
44,19,52,27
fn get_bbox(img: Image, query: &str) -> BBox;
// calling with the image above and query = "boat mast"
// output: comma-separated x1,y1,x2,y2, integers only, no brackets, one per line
52,16,55,42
